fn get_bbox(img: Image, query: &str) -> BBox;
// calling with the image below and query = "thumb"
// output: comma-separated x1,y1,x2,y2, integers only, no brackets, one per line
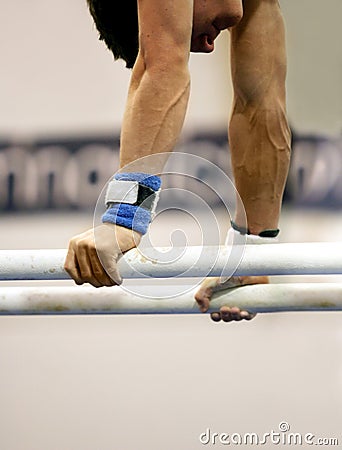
97,249,123,285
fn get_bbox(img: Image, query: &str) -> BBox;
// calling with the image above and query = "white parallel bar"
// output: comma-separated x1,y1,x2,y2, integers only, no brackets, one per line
0,284,342,315
0,242,342,280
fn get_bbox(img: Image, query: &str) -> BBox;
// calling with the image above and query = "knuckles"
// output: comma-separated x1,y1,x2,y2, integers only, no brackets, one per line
76,238,95,252
65,231,121,286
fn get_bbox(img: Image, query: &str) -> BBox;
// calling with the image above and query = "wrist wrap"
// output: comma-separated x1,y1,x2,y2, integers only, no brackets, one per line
102,172,161,235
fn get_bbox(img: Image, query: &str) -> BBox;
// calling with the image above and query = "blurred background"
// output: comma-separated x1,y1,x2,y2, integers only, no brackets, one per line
0,0,342,449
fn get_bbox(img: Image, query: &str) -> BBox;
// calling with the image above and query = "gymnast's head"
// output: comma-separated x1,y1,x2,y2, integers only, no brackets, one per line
86,0,243,68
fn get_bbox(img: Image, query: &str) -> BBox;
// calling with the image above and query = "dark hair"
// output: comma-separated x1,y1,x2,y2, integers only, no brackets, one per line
86,0,139,68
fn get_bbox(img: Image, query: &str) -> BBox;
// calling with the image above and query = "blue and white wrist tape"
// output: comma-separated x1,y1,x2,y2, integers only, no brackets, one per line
102,172,161,234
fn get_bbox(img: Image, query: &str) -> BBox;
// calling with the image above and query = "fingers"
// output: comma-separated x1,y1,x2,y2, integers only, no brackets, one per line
65,224,141,287
96,247,123,285
76,242,102,288
64,238,120,288
194,278,220,312
210,306,257,323
194,291,210,313
210,312,222,322
81,245,120,287
196,275,263,323
64,246,83,285
89,247,117,287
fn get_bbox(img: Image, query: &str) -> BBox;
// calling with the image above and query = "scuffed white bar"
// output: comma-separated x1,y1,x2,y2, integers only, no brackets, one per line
0,242,342,280
0,284,342,315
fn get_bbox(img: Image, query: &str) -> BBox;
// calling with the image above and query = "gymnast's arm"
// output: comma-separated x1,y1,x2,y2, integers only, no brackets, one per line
64,0,193,287
195,0,291,322
228,0,291,234
119,0,192,169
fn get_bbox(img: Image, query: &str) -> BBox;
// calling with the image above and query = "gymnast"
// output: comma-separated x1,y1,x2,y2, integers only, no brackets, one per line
64,0,291,322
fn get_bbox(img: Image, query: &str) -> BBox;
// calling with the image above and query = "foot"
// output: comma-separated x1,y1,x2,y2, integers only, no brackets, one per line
194,276,269,323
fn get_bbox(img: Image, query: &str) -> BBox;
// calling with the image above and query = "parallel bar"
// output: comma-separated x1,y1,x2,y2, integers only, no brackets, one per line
0,284,342,315
0,242,342,280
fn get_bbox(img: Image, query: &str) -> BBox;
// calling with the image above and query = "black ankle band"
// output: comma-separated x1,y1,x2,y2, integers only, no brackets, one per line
258,229,280,238
230,221,279,238
230,221,249,235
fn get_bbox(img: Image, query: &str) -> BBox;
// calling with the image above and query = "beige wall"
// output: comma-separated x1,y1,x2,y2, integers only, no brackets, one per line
0,0,341,136
280,0,342,135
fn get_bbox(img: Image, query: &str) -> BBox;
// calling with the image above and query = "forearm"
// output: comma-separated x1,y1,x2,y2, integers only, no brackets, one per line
118,0,193,173
229,94,291,233
120,55,190,171
229,0,291,234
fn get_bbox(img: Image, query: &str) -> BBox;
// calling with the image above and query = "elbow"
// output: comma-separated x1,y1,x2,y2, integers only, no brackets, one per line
234,69,287,109
144,50,190,77
233,55,287,107
133,46,190,86
146,53,190,79
235,87,287,114
233,90,290,134
139,30,190,73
